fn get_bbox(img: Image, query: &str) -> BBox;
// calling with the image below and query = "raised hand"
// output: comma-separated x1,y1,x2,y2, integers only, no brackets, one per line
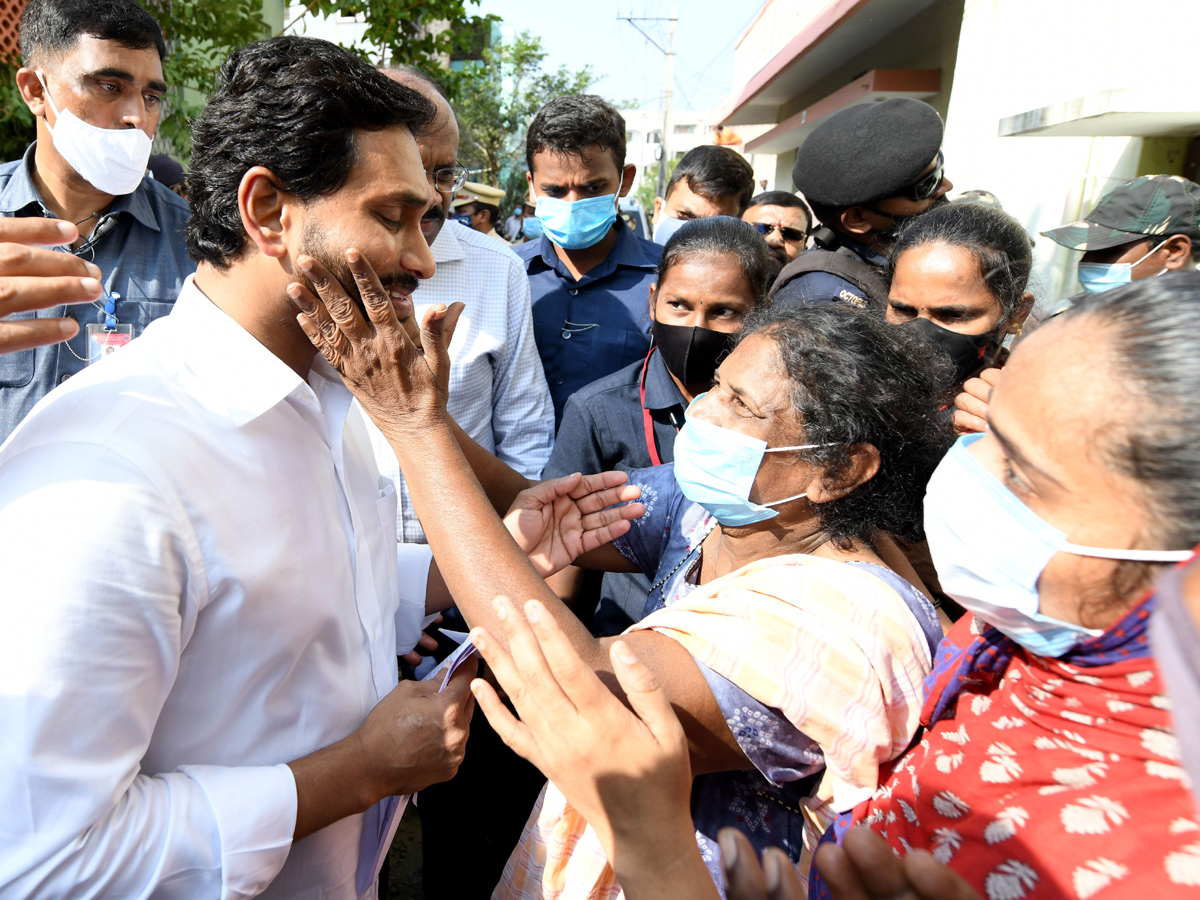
0,217,104,356
952,366,1002,435
719,828,807,900
814,826,981,900
470,597,694,868
503,472,644,577
286,248,463,439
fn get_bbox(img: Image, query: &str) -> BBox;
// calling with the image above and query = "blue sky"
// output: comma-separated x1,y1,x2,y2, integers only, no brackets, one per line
474,0,763,114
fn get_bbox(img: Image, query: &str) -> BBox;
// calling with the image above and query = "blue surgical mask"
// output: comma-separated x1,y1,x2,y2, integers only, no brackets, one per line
924,434,1192,656
1077,239,1168,293
522,216,544,240
534,194,618,249
450,213,473,226
653,214,688,245
672,395,830,526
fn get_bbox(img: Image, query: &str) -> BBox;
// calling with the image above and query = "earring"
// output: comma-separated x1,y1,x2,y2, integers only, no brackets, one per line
1011,324,1024,338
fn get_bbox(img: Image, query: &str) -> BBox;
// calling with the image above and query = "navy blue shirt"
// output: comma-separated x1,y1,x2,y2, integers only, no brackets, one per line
771,234,886,310
0,143,194,441
543,347,687,635
516,223,662,424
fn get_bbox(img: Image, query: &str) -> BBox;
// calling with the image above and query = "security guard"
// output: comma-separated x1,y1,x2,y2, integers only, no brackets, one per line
451,181,510,244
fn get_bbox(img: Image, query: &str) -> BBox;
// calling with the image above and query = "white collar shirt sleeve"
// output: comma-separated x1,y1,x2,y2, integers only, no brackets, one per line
0,278,417,900
366,221,555,545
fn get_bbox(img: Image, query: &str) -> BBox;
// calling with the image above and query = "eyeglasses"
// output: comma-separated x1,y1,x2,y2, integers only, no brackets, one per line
751,222,806,242
898,151,945,202
428,165,469,194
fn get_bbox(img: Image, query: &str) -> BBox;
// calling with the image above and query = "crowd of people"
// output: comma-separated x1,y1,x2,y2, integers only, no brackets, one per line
2,1,1200,899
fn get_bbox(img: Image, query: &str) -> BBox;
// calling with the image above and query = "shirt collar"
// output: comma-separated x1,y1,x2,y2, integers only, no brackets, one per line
430,219,466,264
170,276,326,428
643,347,687,412
533,219,660,280
0,141,161,232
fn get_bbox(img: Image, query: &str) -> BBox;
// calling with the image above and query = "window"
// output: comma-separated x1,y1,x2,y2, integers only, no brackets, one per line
673,123,696,134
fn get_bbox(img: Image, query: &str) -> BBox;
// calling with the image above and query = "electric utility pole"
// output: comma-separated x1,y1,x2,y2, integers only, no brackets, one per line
619,5,678,201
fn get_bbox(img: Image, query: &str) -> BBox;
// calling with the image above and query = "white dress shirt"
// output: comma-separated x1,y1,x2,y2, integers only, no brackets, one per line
368,220,554,543
0,278,432,900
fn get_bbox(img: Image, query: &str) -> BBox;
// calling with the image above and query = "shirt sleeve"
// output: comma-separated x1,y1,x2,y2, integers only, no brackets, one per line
395,542,435,653
542,392,605,480
488,257,556,479
0,443,295,900
610,464,680,577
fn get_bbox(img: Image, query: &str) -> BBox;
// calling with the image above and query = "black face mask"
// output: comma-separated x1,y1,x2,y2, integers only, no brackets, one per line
652,321,734,386
903,316,1005,385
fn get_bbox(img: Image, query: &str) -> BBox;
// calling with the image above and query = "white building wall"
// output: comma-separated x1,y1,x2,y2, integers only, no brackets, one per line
940,0,1196,310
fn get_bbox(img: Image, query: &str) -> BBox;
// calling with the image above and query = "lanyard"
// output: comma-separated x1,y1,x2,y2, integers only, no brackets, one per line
639,346,662,465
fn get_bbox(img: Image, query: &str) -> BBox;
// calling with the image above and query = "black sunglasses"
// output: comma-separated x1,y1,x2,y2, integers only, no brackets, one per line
752,222,806,242
898,151,945,202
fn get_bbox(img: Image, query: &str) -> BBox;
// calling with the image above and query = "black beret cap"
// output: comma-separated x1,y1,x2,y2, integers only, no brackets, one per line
792,98,944,207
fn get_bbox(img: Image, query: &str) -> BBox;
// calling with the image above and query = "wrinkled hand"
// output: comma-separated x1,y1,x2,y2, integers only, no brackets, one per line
719,828,807,900
470,597,692,866
286,249,464,438
355,657,477,798
0,217,104,356
814,826,981,900
503,472,645,577
952,367,1001,435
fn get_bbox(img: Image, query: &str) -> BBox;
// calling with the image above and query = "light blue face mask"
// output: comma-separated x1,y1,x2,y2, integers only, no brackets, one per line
924,434,1192,657
672,394,829,527
534,193,618,249
522,216,544,240
653,214,688,245
1077,239,1167,293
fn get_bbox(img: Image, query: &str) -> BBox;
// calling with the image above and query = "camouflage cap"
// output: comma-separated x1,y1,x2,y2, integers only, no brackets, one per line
1041,175,1200,251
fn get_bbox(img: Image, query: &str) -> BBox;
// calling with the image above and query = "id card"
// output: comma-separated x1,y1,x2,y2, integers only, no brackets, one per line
85,323,133,363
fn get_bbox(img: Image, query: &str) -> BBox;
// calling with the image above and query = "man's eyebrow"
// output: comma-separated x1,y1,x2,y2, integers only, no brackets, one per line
989,421,1066,488
85,68,167,93
381,188,432,208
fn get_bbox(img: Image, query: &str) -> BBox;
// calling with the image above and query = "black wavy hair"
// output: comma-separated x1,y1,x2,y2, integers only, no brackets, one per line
737,304,955,545
887,201,1034,326
658,216,773,308
19,0,166,64
525,95,626,173
666,145,755,214
186,36,437,269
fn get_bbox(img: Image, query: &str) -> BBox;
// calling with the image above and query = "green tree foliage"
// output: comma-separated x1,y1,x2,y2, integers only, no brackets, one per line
454,31,595,214
0,0,496,164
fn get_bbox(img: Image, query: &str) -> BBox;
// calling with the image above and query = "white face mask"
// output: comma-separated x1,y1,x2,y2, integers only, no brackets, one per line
36,71,153,196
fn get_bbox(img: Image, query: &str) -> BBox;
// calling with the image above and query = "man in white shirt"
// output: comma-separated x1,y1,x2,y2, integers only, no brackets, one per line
375,68,554,543
0,36,474,900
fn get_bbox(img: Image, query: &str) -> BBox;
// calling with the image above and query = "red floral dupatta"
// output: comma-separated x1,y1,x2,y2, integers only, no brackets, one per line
811,595,1200,899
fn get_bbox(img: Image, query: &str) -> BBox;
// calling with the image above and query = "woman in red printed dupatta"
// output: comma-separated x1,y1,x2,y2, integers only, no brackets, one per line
811,275,1200,899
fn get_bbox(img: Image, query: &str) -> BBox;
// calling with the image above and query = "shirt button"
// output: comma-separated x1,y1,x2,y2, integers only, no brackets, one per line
561,330,572,340
567,288,579,296
555,377,565,385
58,372,71,385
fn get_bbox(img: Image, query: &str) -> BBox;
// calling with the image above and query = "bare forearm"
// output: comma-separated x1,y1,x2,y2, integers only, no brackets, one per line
389,416,606,666
449,418,534,515
612,830,722,900
288,734,376,841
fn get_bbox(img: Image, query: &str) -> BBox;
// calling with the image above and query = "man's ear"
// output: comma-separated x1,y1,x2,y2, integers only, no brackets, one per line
238,166,292,262
618,163,637,198
647,282,659,322
839,206,875,237
653,195,665,223
525,171,536,198
16,67,48,118
806,443,881,504
1164,234,1193,270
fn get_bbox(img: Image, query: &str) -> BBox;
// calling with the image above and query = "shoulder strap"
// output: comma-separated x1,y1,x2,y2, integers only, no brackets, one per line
768,227,890,310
